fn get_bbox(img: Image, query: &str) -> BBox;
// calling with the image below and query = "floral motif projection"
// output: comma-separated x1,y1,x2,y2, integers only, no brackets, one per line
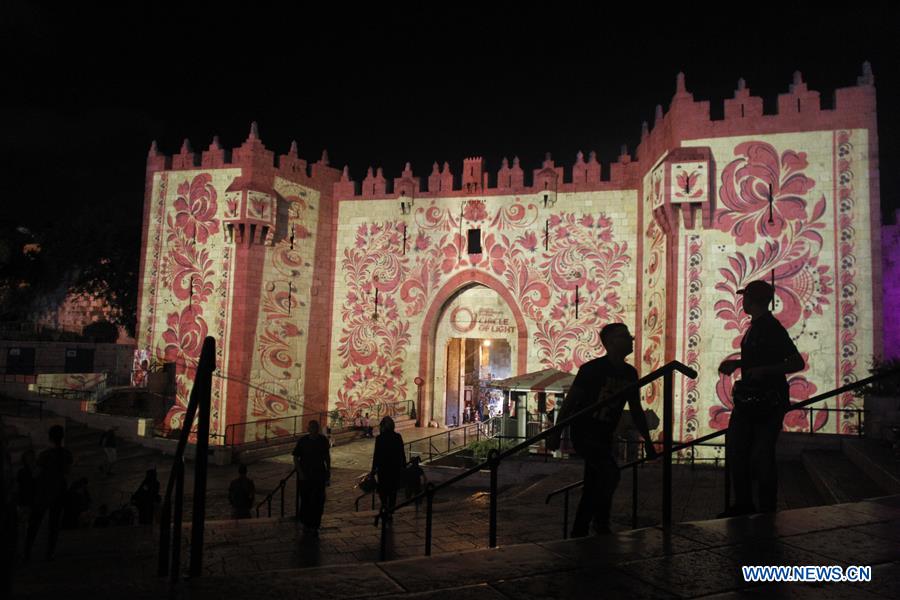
711,141,836,433
834,131,862,434
150,173,226,432
641,217,666,414
248,195,315,429
334,197,633,418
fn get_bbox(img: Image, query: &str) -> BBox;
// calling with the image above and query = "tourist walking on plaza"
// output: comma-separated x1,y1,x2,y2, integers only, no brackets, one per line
371,416,406,516
99,427,117,476
292,420,331,537
547,323,657,536
718,280,804,517
228,464,256,519
24,424,73,561
131,468,161,525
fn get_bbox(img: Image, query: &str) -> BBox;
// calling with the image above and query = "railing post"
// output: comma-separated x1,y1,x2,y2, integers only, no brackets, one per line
662,369,673,529
809,408,814,434
857,409,862,438
425,482,435,556
171,459,184,582
158,495,172,576
379,508,389,561
723,455,731,512
189,336,214,579
488,449,499,548
632,463,638,529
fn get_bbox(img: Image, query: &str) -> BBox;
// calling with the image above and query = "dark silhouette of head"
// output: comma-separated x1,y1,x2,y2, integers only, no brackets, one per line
600,322,634,359
238,464,248,476
738,280,775,316
48,424,65,446
380,416,395,434
308,420,320,436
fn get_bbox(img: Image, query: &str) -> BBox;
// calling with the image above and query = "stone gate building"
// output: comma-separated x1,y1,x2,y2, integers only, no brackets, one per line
137,66,886,446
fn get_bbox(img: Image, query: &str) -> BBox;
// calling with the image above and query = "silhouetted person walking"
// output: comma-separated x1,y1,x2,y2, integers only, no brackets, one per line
131,469,160,525
61,477,90,529
292,420,331,537
228,464,256,519
25,424,73,561
16,449,36,512
371,416,406,518
719,280,804,516
98,428,117,476
548,323,657,536
1,419,17,596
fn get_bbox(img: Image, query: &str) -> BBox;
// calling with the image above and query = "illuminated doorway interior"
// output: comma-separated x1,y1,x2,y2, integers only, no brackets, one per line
445,337,510,427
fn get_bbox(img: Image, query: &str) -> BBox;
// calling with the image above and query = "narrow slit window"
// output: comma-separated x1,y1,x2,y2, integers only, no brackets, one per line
467,228,482,254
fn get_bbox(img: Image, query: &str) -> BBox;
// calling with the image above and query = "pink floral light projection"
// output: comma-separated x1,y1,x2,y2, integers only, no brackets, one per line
154,173,221,432
712,140,836,433
334,198,632,419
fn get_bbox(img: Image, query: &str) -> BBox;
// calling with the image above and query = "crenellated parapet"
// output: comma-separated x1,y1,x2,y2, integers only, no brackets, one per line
145,122,342,192
637,64,877,170
332,148,639,201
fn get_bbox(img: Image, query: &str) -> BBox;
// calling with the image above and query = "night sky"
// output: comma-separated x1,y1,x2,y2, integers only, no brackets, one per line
2,2,899,247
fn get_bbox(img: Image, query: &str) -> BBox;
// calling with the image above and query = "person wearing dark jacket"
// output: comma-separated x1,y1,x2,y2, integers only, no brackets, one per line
718,280,804,517
292,420,331,537
25,425,73,561
547,323,657,536
370,416,406,516
131,469,161,525
228,464,256,519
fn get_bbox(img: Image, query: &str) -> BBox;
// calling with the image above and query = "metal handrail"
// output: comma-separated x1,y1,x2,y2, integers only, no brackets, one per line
157,336,215,580
405,416,503,464
224,398,415,447
375,360,697,560
255,467,300,519
543,367,899,537
0,397,45,419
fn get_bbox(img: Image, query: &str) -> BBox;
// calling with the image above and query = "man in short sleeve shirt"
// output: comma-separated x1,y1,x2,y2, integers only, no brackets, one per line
548,323,657,536
718,280,804,516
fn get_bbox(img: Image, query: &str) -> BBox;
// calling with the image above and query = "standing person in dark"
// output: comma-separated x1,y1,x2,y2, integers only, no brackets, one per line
228,464,256,519
371,416,406,517
24,424,73,561
292,420,330,537
131,469,161,525
98,427,117,476
718,280,804,516
548,323,657,536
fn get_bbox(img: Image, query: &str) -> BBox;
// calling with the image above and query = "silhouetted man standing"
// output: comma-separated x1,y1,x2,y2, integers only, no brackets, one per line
293,420,330,537
548,323,657,536
25,425,72,561
719,280,804,516
228,464,255,519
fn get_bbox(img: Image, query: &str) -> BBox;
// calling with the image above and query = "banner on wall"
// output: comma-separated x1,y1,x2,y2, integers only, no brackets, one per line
131,348,151,387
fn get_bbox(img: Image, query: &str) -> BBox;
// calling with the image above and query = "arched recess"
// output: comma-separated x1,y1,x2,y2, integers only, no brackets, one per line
416,269,529,423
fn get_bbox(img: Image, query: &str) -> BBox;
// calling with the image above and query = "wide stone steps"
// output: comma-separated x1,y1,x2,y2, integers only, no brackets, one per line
802,449,889,504
12,495,900,599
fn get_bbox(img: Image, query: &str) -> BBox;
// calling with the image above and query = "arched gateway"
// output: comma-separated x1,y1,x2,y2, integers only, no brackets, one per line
418,270,529,424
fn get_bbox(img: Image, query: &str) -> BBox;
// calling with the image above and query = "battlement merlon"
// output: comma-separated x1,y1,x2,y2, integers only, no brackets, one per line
330,65,876,201
638,65,877,166
145,121,343,192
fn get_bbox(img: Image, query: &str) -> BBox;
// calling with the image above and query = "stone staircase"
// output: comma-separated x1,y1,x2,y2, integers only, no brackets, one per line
799,437,900,505
11,494,900,599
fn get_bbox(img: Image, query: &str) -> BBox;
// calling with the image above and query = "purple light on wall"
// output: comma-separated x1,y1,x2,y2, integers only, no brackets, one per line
883,214,900,360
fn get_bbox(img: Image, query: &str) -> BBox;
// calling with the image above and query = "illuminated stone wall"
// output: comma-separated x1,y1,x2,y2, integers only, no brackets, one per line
138,67,885,443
